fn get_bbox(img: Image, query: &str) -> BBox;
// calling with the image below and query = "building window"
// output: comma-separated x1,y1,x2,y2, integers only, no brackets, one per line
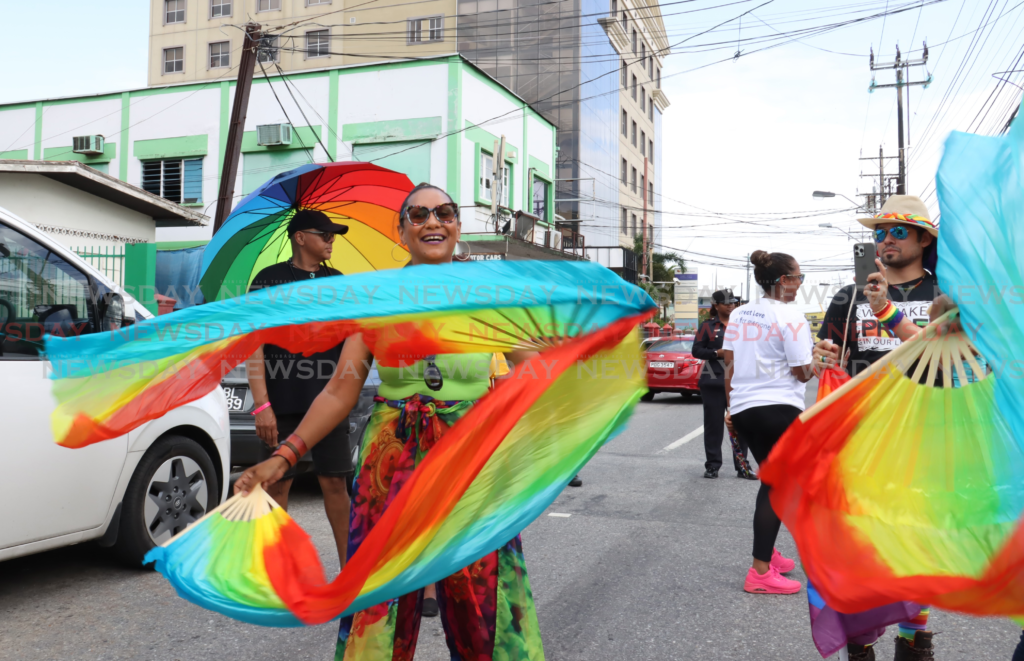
621,207,627,234
209,41,230,69
163,47,184,74
641,88,645,112
409,16,444,43
649,98,654,121
649,55,654,78
621,109,627,136
611,0,617,15
307,0,331,4
258,35,280,63
532,177,548,220
142,158,203,204
211,0,231,17
621,60,627,88
641,43,646,67
621,10,627,31
480,153,508,205
631,121,636,147
657,68,661,88
165,0,185,23
621,158,627,185
649,181,654,204
257,0,281,11
630,167,637,193
649,138,654,161
641,174,645,195
631,213,637,237
306,29,330,57
632,29,637,54
631,75,637,100
640,130,646,156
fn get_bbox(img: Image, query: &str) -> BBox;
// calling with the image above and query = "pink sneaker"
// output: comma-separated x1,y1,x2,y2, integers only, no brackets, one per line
771,548,796,574
743,566,801,595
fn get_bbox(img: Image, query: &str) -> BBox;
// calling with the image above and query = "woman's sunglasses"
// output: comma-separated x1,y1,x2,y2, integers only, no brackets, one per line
405,204,459,226
874,226,911,242
423,355,443,391
776,273,806,284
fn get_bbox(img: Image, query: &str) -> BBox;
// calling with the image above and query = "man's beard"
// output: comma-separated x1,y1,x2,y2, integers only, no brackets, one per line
881,249,919,270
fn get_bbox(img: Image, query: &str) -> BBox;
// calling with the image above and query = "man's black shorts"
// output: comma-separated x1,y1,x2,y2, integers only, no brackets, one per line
262,414,352,479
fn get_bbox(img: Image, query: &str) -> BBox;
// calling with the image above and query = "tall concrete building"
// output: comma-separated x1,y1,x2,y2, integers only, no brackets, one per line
146,0,669,258
147,0,455,85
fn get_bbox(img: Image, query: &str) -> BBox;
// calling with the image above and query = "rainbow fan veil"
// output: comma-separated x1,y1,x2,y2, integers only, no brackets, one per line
763,312,1024,618
43,260,655,625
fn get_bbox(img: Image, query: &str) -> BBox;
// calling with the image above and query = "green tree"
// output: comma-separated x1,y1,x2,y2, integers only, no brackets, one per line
633,236,685,325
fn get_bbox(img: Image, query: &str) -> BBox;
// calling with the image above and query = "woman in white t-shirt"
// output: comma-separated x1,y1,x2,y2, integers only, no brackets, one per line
723,250,815,595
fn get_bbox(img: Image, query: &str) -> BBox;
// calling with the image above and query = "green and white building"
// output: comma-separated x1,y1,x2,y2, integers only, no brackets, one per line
0,54,571,259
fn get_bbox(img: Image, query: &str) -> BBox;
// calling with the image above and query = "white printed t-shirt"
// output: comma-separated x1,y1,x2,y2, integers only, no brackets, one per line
723,299,814,415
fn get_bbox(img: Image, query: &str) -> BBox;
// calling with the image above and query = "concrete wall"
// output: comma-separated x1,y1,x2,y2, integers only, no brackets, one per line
0,174,158,247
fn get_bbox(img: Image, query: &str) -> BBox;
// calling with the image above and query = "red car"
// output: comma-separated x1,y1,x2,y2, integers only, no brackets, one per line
641,335,702,401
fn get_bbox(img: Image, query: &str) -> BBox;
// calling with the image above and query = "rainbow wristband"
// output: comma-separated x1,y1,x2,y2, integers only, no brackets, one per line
874,301,905,331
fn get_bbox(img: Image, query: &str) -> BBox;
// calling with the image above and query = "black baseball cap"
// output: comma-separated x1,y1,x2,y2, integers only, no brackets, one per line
287,209,349,236
712,288,740,305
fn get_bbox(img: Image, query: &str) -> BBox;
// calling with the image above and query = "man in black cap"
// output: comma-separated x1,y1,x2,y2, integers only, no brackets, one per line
246,208,354,565
691,288,755,479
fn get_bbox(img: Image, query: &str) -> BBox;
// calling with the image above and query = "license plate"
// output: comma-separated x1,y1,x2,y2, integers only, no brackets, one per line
649,361,674,368
222,386,251,412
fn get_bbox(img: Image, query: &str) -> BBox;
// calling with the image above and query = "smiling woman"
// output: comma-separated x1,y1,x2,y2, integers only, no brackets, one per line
395,183,462,266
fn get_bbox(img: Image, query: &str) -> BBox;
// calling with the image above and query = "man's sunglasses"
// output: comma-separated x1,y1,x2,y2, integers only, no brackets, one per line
301,229,336,242
405,204,459,226
874,226,912,242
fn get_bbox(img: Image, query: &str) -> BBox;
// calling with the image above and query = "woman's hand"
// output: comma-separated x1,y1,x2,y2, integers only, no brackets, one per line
254,406,278,448
812,340,840,375
725,411,735,437
864,258,890,315
234,456,290,496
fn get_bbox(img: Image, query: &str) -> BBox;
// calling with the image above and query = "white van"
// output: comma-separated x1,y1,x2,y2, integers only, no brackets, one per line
0,205,230,566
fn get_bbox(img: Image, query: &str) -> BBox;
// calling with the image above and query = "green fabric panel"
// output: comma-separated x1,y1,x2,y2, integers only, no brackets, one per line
352,141,431,187
134,135,208,160
44,142,117,164
242,151,311,196
377,353,493,401
124,243,157,314
0,150,28,159
240,126,321,153
341,117,442,143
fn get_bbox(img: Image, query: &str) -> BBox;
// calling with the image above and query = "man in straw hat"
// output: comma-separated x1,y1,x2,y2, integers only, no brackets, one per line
812,196,943,660
814,195,940,379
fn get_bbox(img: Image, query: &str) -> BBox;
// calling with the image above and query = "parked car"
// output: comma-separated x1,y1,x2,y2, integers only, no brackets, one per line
641,335,702,401
221,361,380,485
0,206,230,566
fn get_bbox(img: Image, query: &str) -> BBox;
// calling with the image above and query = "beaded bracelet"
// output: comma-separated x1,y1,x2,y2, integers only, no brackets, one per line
874,300,905,331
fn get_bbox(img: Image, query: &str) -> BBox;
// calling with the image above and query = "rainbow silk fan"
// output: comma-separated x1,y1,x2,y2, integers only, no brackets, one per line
43,260,655,625
762,101,1024,620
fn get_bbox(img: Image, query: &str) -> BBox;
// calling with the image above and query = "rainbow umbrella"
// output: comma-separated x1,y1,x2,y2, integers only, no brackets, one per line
199,162,414,303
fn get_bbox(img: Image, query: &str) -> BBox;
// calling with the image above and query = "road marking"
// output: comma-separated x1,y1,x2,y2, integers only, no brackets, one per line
548,513,572,518
657,425,704,454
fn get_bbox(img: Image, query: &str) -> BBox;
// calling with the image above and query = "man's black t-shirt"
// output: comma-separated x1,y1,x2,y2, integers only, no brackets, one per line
817,273,939,377
248,261,344,415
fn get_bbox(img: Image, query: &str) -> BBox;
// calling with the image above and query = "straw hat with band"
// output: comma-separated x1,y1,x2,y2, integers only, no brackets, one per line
857,195,938,237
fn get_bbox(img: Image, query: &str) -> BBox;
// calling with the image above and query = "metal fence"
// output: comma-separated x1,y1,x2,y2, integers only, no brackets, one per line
71,245,125,287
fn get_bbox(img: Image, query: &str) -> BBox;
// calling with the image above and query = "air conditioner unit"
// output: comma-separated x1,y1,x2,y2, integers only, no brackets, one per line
545,230,562,250
257,123,293,147
72,135,105,155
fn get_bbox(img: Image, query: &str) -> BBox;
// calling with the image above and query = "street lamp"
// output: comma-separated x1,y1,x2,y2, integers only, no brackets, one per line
819,222,860,241
813,190,863,208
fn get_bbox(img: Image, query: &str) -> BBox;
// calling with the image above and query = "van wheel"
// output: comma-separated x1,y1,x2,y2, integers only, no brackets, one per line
640,391,656,402
114,435,219,567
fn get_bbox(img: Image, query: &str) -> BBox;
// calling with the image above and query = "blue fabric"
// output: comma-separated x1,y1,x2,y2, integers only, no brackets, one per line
155,246,206,309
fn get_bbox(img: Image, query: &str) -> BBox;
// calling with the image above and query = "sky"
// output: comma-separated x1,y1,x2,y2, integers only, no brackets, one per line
2,1,1022,312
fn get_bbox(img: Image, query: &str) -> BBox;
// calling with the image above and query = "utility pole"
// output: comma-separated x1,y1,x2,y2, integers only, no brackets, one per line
869,42,931,195
214,23,261,233
859,145,899,214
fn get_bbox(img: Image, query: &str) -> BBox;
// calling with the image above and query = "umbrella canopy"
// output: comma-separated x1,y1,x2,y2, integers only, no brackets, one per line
199,162,414,302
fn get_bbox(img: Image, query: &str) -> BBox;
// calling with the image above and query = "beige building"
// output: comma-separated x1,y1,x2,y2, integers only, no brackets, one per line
601,0,670,249
148,0,455,85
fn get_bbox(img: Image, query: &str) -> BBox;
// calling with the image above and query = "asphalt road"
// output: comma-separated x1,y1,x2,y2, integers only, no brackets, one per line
1,381,1020,660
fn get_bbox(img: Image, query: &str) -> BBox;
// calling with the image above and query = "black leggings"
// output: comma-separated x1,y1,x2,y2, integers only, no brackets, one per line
731,404,802,563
